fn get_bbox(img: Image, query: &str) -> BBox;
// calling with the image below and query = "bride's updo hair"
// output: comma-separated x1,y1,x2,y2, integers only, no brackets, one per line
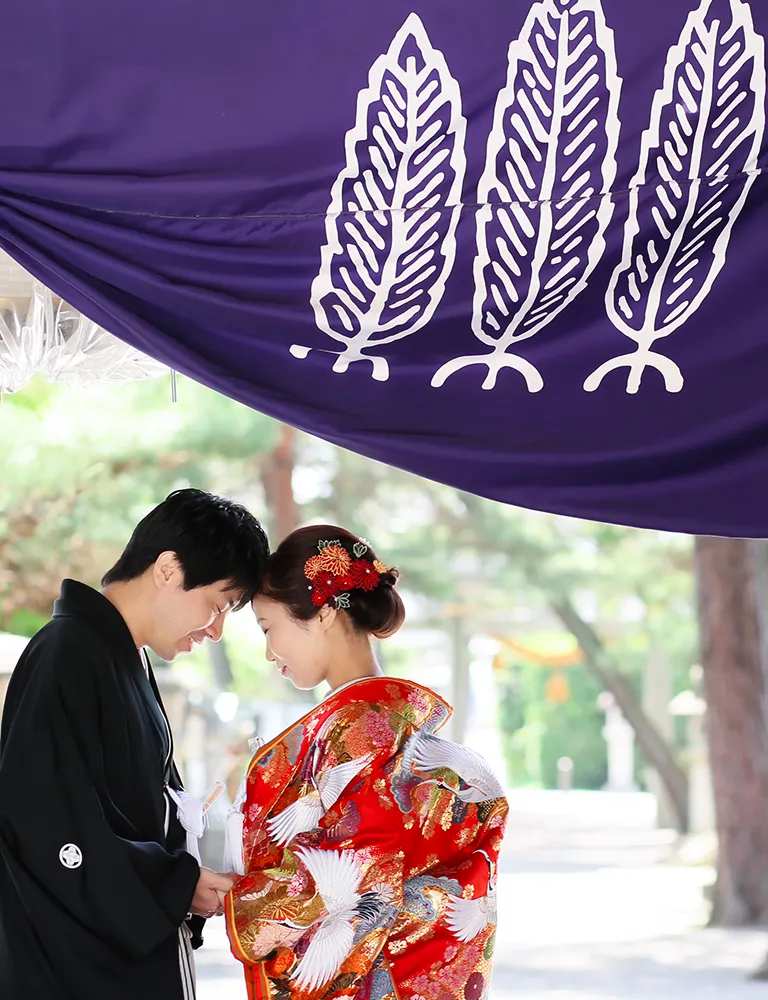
257,525,405,639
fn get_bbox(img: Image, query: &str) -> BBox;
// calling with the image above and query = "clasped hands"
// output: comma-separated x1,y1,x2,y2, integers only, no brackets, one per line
191,867,240,918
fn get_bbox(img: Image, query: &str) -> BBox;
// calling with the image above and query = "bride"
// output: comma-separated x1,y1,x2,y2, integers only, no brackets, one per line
225,525,508,1000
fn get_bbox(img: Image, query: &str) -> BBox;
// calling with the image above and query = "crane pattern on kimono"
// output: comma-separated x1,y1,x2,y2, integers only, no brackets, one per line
285,848,390,992
267,753,374,846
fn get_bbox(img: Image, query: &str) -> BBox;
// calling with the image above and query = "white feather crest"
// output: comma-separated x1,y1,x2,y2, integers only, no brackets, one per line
293,12,466,382
267,755,373,847
289,848,364,991
295,847,363,915
291,916,355,992
267,791,324,847
317,754,374,810
446,890,497,943
586,0,766,393
433,0,621,391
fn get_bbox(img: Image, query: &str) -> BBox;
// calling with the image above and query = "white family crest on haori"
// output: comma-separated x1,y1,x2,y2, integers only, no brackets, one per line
58,843,83,869
585,0,766,394
267,754,373,846
288,848,385,991
433,0,622,391
295,12,467,381
411,733,505,803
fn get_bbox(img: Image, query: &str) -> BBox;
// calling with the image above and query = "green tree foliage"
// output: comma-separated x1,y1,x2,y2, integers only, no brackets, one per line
0,375,275,627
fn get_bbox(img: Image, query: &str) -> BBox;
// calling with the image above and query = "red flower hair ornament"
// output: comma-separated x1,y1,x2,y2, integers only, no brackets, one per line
304,538,389,609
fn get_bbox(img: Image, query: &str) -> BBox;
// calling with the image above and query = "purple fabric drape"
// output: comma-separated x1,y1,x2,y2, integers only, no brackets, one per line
1,0,766,534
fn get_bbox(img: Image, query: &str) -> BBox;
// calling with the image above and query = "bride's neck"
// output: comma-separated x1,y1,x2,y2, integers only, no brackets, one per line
326,634,383,692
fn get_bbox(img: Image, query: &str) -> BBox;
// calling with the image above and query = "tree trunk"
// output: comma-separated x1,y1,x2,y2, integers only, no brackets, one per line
552,597,689,832
260,424,300,541
695,535,768,925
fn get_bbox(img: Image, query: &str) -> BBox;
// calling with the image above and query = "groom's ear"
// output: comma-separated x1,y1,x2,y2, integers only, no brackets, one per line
153,551,183,590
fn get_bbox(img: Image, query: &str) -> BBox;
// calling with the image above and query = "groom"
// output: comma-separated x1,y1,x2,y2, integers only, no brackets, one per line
0,488,270,1000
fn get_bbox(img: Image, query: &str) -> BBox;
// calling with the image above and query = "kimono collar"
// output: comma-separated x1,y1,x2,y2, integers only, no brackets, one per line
53,579,141,665
323,676,452,735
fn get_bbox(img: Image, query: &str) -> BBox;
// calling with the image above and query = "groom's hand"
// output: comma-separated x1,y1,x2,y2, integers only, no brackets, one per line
190,868,238,917
213,872,242,914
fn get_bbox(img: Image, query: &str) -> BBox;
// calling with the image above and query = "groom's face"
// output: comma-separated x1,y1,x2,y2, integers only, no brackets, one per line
147,553,242,661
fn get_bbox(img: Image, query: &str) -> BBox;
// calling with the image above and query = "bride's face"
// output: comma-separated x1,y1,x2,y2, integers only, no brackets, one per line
252,595,333,691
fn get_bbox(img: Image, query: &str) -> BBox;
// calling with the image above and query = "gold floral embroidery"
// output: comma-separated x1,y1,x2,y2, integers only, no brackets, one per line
457,823,479,849
258,897,310,921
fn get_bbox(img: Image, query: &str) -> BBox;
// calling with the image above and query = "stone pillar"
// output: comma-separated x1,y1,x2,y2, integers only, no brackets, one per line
464,637,507,784
447,612,470,744
669,685,714,835
643,643,676,827
183,709,209,798
688,713,716,834
598,692,638,792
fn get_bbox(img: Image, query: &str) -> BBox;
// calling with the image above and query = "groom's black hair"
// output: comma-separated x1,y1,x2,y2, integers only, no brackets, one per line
102,488,270,610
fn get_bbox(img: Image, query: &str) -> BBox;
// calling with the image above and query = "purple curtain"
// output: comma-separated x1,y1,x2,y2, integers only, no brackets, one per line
1,0,766,535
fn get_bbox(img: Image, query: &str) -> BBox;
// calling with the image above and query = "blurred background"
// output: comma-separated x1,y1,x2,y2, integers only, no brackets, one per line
3,373,768,999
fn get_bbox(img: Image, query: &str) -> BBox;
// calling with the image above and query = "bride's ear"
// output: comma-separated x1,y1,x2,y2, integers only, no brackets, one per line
316,605,338,632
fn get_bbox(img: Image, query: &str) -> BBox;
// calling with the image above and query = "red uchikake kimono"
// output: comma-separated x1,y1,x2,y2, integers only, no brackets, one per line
226,677,508,1000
